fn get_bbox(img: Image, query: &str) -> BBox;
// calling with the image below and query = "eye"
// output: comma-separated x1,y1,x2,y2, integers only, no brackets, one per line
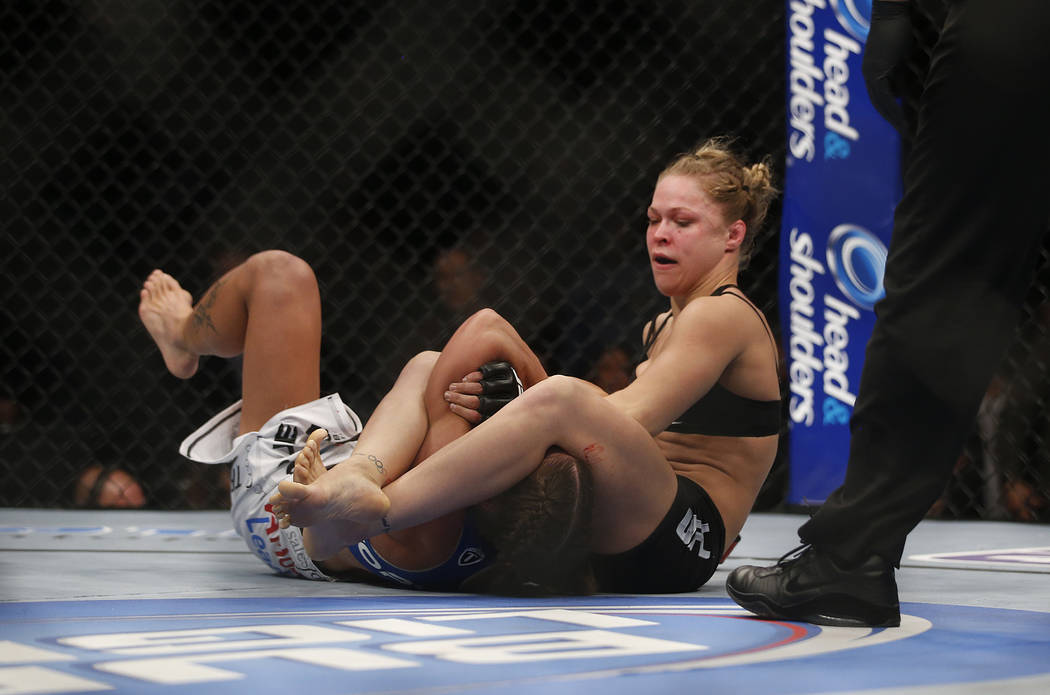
674,219,691,228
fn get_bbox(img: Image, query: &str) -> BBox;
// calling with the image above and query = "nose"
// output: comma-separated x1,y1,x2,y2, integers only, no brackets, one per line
650,220,671,243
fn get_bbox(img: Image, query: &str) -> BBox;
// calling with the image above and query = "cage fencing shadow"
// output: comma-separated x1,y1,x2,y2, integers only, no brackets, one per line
2,0,1046,523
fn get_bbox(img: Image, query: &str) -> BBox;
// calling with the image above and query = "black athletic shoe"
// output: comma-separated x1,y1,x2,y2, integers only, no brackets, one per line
725,544,901,628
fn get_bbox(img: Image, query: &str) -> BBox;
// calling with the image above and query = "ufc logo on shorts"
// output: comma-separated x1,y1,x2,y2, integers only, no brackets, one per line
676,509,711,559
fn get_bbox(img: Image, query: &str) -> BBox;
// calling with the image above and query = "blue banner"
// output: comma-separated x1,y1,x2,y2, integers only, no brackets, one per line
780,0,901,504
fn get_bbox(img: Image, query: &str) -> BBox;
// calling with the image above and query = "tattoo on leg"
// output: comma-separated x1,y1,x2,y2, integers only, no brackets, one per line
351,452,386,477
381,516,391,533
191,277,225,335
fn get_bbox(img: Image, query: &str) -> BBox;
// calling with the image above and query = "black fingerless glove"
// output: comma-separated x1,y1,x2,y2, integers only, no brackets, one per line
862,0,913,135
476,360,524,420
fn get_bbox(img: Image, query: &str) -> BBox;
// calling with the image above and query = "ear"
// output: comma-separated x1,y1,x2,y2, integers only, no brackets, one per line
725,219,746,252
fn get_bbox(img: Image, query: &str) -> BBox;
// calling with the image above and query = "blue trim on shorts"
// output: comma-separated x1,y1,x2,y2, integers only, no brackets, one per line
347,521,494,591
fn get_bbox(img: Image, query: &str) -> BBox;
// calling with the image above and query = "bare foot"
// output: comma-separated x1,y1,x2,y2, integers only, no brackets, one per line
138,270,198,379
270,452,391,559
293,429,330,485
292,429,360,559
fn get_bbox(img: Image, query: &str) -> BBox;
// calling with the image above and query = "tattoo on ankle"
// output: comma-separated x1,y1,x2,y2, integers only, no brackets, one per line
192,278,225,335
351,453,386,477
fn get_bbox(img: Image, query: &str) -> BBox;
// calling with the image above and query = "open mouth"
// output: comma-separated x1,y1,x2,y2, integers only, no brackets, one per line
653,254,677,266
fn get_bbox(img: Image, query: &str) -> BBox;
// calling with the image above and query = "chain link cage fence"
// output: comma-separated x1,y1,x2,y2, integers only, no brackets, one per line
2,1,1047,523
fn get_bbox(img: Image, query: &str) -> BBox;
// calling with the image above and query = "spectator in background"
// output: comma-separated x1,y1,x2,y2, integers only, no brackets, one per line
993,302,1050,522
926,377,1005,520
434,248,488,316
394,245,495,368
0,398,22,434
585,345,634,394
73,465,146,508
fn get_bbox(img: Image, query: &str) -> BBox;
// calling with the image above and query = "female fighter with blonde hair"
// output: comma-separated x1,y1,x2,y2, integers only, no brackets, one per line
274,138,782,593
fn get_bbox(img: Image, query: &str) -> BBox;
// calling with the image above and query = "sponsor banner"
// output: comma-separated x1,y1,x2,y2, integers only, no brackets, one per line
780,0,901,504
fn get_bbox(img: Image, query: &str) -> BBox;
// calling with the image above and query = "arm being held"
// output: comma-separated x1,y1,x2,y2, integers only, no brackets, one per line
444,310,549,424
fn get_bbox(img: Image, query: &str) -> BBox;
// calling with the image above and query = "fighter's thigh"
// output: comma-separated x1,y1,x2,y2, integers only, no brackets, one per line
533,376,678,555
237,252,323,433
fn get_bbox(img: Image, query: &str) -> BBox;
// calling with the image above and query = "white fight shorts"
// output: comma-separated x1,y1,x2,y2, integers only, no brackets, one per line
179,394,364,581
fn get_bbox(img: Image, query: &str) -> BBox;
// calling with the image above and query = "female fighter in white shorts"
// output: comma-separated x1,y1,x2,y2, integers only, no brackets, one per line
273,138,782,593
138,251,591,592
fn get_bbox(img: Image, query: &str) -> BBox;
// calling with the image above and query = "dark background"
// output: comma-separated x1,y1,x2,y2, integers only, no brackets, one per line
3,1,1047,523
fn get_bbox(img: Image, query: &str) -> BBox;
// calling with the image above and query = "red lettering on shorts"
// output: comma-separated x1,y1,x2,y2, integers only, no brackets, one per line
262,503,280,534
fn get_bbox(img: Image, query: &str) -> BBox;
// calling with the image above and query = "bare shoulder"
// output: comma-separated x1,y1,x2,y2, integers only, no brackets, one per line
686,290,771,336
676,292,751,329
640,308,673,346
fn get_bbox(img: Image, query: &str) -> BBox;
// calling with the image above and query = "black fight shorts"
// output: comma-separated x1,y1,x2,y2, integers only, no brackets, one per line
591,475,725,593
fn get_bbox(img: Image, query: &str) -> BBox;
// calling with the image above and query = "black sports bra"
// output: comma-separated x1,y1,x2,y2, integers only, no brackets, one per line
643,284,781,437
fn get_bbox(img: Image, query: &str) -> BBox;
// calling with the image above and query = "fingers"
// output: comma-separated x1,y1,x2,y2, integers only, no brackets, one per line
446,384,519,423
448,401,482,425
449,380,483,395
445,390,480,409
478,361,512,379
446,386,486,424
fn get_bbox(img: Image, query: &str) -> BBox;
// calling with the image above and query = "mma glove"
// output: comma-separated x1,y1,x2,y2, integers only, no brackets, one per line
476,360,524,421
862,0,913,136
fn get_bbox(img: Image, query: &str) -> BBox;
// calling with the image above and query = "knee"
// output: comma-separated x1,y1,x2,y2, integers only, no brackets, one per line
247,250,315,283
460,308,507,335
245,250,317,300
406,350,440,374
455,308,517,355
395,350,439,387
517,375,582,423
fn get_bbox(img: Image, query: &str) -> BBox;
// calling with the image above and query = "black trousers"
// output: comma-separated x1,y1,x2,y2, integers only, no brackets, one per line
799,0,1050,566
